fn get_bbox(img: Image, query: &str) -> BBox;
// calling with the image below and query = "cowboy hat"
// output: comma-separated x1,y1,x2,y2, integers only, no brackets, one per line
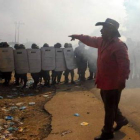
95,18,121,37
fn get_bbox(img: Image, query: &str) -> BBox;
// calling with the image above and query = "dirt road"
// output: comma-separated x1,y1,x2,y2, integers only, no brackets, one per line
44,82,140,140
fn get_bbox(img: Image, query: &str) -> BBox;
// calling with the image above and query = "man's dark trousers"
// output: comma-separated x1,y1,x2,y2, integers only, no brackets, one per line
100,89,126,134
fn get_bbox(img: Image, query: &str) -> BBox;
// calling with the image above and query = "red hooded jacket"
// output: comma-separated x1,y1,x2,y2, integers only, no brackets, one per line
74,35,130,90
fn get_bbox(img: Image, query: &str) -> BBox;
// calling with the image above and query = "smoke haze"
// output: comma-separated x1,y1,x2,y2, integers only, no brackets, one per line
0,0,129,46
0,0,139,46
123,0,140,42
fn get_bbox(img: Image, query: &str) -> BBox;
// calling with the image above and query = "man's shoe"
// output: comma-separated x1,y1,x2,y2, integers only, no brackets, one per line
94,133,114,140
114,119,128,131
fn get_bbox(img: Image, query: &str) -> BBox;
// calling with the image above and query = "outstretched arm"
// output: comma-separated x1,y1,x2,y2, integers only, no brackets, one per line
69,34,100,48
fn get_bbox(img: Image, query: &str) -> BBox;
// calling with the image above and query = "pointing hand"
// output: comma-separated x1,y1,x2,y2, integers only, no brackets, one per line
68,35,75,41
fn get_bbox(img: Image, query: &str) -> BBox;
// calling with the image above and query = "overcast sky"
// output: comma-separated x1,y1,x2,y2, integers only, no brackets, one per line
0,0,139,47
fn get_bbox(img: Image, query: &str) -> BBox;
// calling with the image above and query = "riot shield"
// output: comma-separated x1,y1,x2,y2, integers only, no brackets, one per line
0,47,14,72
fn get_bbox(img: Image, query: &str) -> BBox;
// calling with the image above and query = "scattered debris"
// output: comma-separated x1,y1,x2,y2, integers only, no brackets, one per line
1,107,9,112
19,106,27,110
43,95,49,98
80,122,89,126
0,96,3,99
18,127,23,132
5,116,14,120
7,95,14,99
29,102,35,105
7,127,18,132
61,130,72,136
16,102,24,106
0,80,54,139
74,113,80,117
10,106,18,110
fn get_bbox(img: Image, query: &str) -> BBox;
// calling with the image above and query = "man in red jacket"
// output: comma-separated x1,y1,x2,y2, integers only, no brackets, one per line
69,18,130,140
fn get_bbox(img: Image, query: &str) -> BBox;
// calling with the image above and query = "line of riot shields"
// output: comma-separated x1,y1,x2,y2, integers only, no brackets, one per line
0,43,77,88
0,47,78,73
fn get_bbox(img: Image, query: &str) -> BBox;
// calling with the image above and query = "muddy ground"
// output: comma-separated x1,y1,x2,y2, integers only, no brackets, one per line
0,74,56,140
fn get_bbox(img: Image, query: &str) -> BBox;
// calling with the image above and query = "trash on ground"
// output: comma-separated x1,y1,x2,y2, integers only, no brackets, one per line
18,127,23,132
16,102,24,106
74,113,80,117
10,106,18,110
29,102,35,105
19,106,27,110
80,122,89,126
7,95,14,98
43,95,49,98
61,130,72,136
1,107,9,112
5,116,14,120
0,96,3,99
19,122,23,125
7,127,18,132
